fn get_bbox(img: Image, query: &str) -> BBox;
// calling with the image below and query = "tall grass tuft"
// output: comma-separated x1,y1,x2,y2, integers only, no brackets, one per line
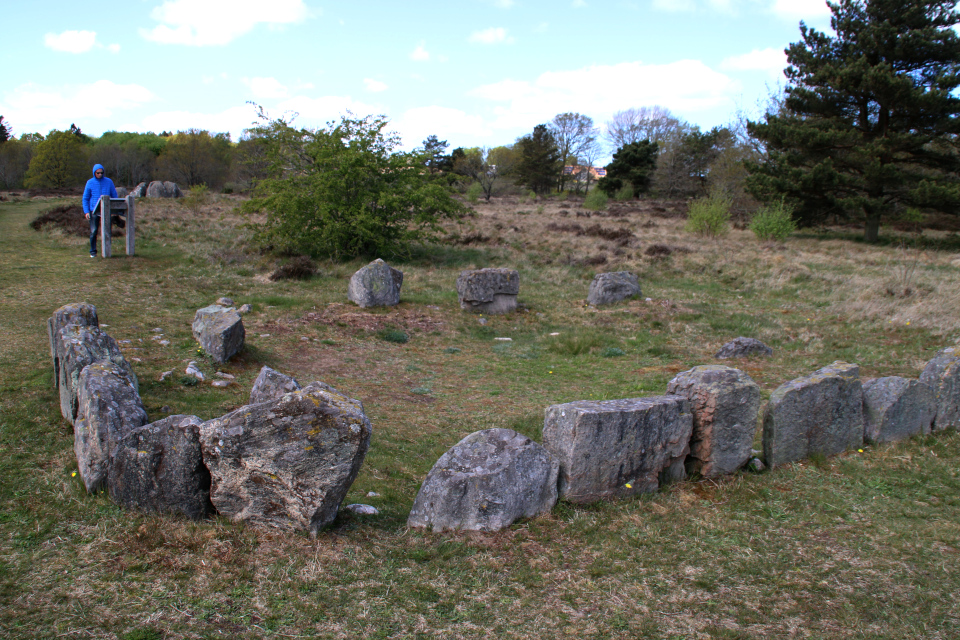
749,199,796,242
465,182,483,204
583,189,609,212
614,183,634,202
685,195,730,238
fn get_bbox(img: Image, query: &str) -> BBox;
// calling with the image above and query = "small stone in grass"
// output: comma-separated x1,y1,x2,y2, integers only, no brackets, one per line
345,504,379,515
260,334,271,338
495,337,512,341
366,491,379,497
211,380,230,388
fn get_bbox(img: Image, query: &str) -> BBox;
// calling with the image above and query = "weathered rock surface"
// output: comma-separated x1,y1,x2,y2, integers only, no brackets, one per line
862,377,936,444
131,182,147,198
145,180,182,198
216,296,234,307
249,366,301,405
762,361,863,468
587,271,642,306
919,346,960,431
667,365,761,477
715,337,773,359
109,415,213,519
192,304,245,364
115,187,128,199
347,259,404,308
456,268,520,314
543,395,692,503
56,324,138,426
48,302,99,386
408,428,559,532
199,382,371,533
74,362,149,493
164,181,183,198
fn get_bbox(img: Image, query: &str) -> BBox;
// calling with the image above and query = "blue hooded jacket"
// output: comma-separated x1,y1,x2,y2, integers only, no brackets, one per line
82,164,118,215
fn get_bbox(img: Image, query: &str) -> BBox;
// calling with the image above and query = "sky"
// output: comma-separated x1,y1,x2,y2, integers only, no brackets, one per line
1,0,835,155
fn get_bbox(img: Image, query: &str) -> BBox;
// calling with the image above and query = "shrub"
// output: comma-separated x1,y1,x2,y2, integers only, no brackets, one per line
583,189,609,212
182,184,210,214
614,183,634,202
685,196,730,238
466,182,483,203
749,199,797,242
377,328,409,344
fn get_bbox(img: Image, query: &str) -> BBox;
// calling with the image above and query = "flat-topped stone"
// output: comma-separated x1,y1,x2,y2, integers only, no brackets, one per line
48,303,99,387
56,324,138,426
456,268,520,314
587,271,642,306
862,377,936,444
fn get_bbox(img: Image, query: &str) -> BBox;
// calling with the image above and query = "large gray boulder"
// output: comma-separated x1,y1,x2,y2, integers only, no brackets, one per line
74,362,149,493
56,324,138,426
542,395,692,503
109,415,213,520
862,377,936,444
347,259,403,308
667,365,761,477
145,181,182,198
762,361,863,468
456,268,520,314
407,428,559,532
164,181,183,198
131,182,147,198
249,366,301,405
587,271,641,306
715,337,773,359
199,381,372,533
919,346,960,431
192,305,245,364
48,302,99,387
115,187,128,199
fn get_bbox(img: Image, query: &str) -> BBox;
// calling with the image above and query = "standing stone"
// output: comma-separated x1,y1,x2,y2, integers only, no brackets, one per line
192,305,245,364
74,362,149,493
109,415,213,520
199,381,372,533
56,324,138,426
762,361,863,468
542,395,692,503
715,337,773,359
131,182,148,198
456,268,520,314
587,272,642,306
163,181,183,198
146,181,168,198
667,365,761,477
48,303,99,387
347,259,404,308
407,429,559,532
919,346,960,431
115,187,128,199
249,365,301,405
862,377,936,444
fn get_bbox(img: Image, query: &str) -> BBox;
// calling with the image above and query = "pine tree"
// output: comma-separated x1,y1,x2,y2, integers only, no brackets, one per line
597,140,659,198
515,124,562,196
747,0,960,241
0,116,9,144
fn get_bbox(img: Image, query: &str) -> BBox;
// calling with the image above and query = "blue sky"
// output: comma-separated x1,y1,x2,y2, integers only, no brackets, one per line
1,0,834,153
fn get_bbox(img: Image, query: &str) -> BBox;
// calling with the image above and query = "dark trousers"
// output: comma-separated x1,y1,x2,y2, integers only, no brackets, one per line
89,215,101,255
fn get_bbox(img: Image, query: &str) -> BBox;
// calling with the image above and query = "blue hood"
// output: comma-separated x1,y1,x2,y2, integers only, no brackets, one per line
92,164,104,178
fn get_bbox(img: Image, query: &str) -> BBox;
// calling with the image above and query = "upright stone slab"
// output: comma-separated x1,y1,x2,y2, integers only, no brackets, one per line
542,395,692,503
109,415,213,520
862,377,936,444
919,346,960,431
587,272,642,306
762,361,863,468
56,324,138,426
407,429,559,532
347,258,404,308
192,305,245,364
199,381,372,533
74,362,149,493
131,182,148,198
249,366,301,405
163,181,183,198
48,303,99,387
667,365,761,477
456,268,520,314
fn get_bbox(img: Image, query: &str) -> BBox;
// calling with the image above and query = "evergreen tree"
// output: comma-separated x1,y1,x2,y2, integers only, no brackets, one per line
747,0,960,241
515,124,561,196
0,116,9,144
597,140,659,198
422,135,452,173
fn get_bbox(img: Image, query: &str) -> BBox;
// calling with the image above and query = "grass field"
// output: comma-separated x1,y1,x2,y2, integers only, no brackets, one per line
2,192,960,639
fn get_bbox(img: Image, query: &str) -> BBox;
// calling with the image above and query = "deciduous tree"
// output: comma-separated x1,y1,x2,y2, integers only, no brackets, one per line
549,113,598,192
24,130,86,189
157,129,232,189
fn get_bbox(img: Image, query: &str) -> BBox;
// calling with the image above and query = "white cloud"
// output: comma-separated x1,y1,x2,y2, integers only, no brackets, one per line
721,47,787,77
0,81,155,133
242,77,289,99
771,0,832,19
107,44,121,54
140,105,256,138
410,41,430,61
393,106,493,149
470,60,739,131
43,30,97,53
468,27,513,44
140,0,310,46
364,78,388,92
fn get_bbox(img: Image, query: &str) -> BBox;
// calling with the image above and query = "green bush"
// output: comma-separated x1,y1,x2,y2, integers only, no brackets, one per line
377,328,409,344
466,182,483,203
749,199,796,242
614,183,634,202
685,196,730,238
583,189,609,212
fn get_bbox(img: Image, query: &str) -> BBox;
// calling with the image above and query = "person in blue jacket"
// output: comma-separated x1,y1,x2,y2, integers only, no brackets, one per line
82,163,118,258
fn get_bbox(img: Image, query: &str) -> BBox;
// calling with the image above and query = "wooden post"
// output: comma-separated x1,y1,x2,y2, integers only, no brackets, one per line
125,194,135,256
99,195,111,258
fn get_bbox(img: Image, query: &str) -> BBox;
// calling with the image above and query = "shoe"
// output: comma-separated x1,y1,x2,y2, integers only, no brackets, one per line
90,253,96,258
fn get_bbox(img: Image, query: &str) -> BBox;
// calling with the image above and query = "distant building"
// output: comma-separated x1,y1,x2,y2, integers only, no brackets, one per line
563,165,606,179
